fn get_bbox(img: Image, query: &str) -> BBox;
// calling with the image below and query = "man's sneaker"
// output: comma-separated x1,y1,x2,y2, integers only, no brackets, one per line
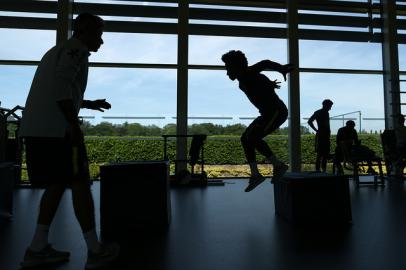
244,174,266,192
20,244,70,268
271,163,289,183
85,242,120,269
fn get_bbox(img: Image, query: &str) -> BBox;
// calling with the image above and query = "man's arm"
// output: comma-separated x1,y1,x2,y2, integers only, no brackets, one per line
307,113,318,133
250,60,294,81
352,130,360,145
81,99,111,112
57,99,83,145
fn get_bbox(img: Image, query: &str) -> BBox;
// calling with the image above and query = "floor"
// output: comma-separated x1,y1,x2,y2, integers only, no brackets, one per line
1,176,406,270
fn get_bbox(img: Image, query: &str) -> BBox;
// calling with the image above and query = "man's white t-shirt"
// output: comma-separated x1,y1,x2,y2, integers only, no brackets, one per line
19,38,90,138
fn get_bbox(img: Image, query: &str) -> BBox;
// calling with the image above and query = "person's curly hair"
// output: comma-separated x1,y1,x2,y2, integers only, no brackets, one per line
221,50,248,68
322,99,333,107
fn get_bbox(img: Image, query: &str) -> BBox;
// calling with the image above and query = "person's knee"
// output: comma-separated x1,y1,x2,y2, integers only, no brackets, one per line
241,133,248,145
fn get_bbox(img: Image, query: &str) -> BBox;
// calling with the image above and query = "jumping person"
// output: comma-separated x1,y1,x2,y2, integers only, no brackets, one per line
307,99,333,172
221,50,293,192
19,13,119,269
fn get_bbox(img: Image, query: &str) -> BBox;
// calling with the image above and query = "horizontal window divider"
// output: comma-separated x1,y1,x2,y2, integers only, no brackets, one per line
90,62,177,69
102,116,166,119
300,68,383,75
0,0,57,14
74,3,178,19
0,16,56,30
0,61,396,76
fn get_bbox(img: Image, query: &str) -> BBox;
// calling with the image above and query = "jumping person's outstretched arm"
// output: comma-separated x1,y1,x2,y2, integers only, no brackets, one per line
250,60,294,81
81,99,111,112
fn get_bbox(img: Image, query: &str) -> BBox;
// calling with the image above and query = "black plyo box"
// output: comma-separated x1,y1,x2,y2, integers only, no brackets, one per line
273,172,352,225
100,160,171,240
0,162,14,217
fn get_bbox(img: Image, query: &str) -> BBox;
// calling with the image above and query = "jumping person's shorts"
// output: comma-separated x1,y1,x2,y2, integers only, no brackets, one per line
246,109,288,138
24,137,90,187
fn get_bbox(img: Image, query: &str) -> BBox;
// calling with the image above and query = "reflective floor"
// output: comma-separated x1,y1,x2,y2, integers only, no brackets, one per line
1,176,406,270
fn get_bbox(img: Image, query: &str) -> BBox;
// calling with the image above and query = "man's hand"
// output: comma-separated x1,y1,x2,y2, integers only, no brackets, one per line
271,79,281,89
87,99,111,112
281,64,295,81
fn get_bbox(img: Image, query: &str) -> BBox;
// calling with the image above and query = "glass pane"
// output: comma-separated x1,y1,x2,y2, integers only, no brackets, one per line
300,40,382,70
300,73,385,134
0,65,36,109
398,45,406,71
0,29,56,61
84,67,177,127
90,33,177,64
189,36,287,66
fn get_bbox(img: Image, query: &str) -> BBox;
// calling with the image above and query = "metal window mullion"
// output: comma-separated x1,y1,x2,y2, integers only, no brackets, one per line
176,0,189,173
56,0,73,45
381,0,401,129
287,1,301,172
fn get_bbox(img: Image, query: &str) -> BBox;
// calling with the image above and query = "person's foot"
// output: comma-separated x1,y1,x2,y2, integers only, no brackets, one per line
244,174,266,192
20,244,70,268
271,163,289,183
85,242,120,269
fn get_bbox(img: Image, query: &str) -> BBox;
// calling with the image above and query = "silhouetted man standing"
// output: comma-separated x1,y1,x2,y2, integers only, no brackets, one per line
221,50,293,192
19,13,119,269
308,99,333,172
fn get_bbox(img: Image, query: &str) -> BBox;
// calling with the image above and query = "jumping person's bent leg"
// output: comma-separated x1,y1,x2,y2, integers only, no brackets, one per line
241,130,257,165
241,120,266,192
259,110,289,182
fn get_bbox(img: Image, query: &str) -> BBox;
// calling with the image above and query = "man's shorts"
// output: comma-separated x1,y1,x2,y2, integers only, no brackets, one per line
245,109,288,139
24,137,90,187
315,133,331,156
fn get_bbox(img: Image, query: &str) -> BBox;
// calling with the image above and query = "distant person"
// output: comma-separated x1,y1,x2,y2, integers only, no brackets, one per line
334,120,376,175
19,13,119,269
221,50,293,192
393,114,406,176
307,99,333,172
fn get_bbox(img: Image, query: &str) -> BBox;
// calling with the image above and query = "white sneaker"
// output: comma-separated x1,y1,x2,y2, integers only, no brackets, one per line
85,242,120,269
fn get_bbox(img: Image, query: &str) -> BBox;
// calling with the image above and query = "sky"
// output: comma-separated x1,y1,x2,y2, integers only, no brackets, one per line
1,1,405,134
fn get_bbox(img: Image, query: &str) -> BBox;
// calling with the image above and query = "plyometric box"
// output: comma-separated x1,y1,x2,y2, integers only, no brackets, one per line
273,172,352,225
0,162,15,218
100,160,171,241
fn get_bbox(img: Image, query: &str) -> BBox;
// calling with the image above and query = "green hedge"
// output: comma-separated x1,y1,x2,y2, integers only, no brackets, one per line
85,134,384,165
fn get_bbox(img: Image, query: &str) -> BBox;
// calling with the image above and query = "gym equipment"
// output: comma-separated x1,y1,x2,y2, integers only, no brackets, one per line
0,104,23,220
162,134,224,186
0,104,24,186
273,172,352,226
100,161,171,242
0,162,15,220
